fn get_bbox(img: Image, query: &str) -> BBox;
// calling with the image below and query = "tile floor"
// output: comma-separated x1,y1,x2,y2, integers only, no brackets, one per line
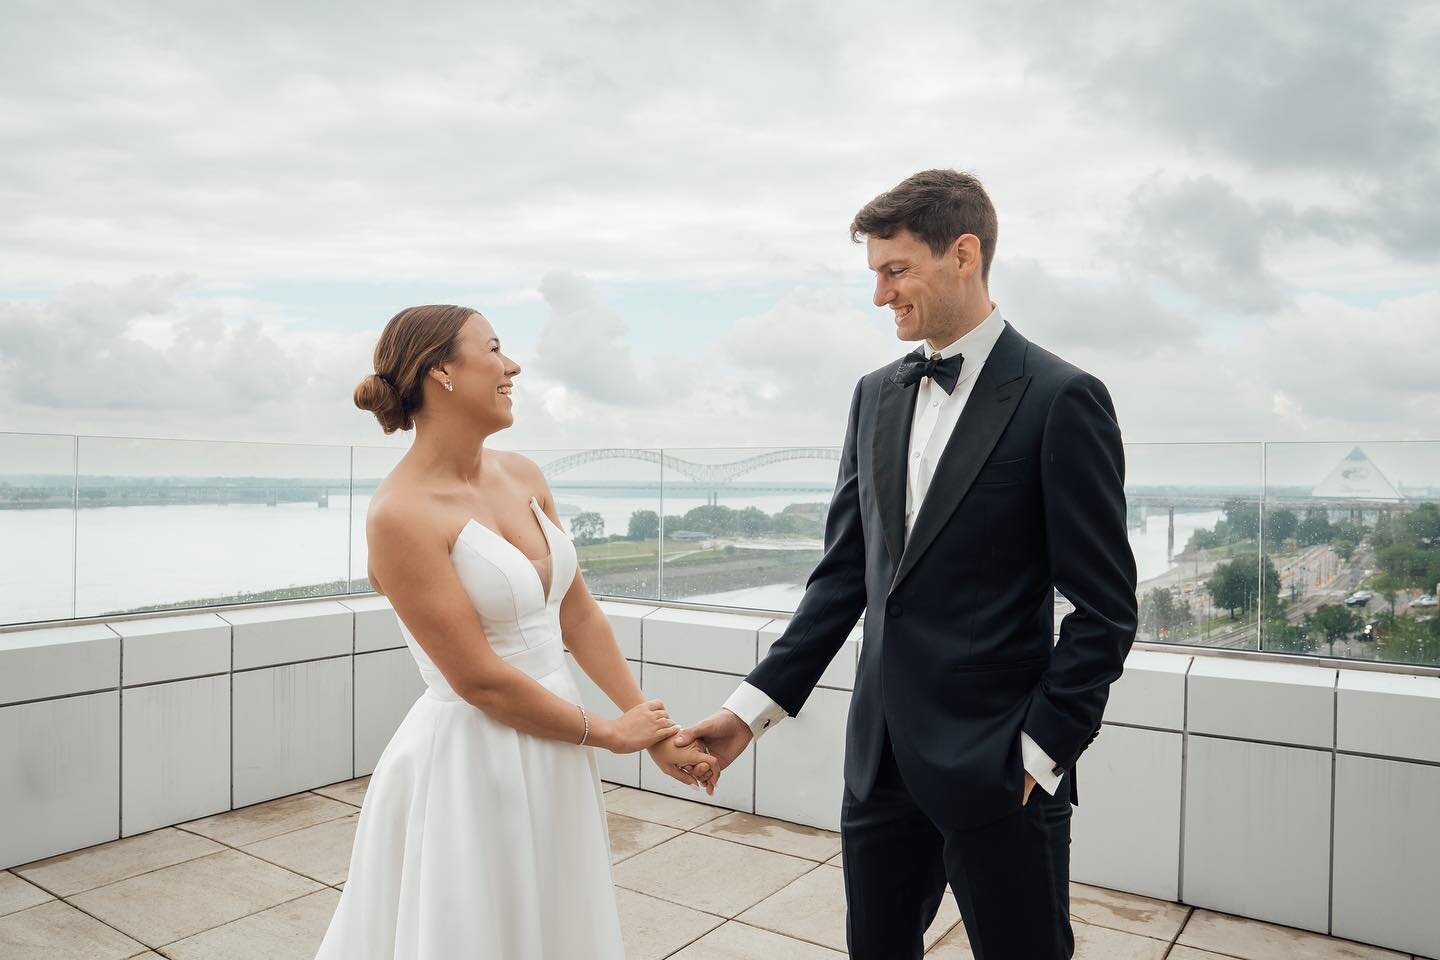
0,778,1428,959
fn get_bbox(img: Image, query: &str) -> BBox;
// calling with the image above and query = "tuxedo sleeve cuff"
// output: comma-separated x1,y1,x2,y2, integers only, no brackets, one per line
1021,731,1064,796
723,682,789,742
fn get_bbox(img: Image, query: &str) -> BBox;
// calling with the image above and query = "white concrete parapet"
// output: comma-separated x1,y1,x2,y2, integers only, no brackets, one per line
1,599,1437,957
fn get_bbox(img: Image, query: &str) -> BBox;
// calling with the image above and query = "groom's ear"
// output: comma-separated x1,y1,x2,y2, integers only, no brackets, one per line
951,233,982,278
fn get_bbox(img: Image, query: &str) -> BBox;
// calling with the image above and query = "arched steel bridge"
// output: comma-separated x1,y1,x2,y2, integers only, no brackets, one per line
539,447,841,484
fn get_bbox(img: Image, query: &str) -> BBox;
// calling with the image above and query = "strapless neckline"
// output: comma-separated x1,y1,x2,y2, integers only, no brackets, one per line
452,495,558,605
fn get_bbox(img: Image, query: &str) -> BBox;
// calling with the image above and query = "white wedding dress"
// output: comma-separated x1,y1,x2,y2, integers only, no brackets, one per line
315,495,624,959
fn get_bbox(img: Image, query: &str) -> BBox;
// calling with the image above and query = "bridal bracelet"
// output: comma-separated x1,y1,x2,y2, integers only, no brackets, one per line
577,705,590,745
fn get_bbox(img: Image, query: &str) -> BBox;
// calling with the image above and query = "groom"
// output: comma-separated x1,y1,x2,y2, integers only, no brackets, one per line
677,169,1138,959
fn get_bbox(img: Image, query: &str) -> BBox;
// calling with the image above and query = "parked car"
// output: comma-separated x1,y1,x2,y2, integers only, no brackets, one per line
1412,594,1437,608
1344,590,1373,607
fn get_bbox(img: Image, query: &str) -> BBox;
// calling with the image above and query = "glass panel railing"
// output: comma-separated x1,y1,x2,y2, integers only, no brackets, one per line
1262,441,1440,665
72,436,353,618
521,447,664,601
657,446,839,612
0,432,77,624
4,430,1434,671
1125,442,1265,651
350,444,407,595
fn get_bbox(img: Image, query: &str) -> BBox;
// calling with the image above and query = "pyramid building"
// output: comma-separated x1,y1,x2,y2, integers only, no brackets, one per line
1310,446,1404,501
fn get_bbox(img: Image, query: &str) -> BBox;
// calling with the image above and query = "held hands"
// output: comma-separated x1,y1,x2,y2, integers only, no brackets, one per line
672,709,754,796
598,699,679,754
648,737,715,789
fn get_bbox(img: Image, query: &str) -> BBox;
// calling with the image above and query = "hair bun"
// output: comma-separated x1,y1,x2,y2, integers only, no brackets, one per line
354,370,411,434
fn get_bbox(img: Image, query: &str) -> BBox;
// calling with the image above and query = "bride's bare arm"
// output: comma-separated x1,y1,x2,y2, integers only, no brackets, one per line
528,480,713,785
368,503,677,754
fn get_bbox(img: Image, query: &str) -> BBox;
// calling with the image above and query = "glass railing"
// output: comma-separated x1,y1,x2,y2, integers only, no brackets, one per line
3,431,1437,667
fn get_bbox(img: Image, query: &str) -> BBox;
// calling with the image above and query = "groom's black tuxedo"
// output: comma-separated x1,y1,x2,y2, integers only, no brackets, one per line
742,318,1137,957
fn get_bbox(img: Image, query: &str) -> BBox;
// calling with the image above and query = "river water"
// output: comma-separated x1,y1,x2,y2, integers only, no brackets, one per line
0,491,1222,624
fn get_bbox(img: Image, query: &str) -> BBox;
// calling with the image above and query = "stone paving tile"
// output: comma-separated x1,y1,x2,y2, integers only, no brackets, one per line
1177,909,1409,960
692,812,842,863
604,786,730,830
1167,947,1242,960
926,919,1166,958
738,862,959,954
601,781,624,793
0,899,147,960
68,849,321,948
608,812,683,864
14,829,224,898
3,781,1423,960
615,887,725,960
613,833,815,919
1068,881,1190,941
178,794,357,848
1071,922,1169,959
670,919,848,958
0,870,54,918
310,777,369,808
240,815,358,887
159,887,340,960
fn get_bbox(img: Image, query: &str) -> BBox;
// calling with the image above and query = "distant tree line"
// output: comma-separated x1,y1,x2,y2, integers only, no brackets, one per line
1186,499,1366,555
567,504,827,546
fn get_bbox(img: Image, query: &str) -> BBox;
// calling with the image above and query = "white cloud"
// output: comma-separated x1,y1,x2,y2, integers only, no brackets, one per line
1,0,1435,455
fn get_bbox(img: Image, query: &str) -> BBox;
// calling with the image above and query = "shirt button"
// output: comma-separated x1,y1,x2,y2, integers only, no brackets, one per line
931,400,939,407
913,452,920,459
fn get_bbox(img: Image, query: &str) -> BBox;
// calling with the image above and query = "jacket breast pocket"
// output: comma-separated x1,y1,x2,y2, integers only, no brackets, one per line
973,456,1028,486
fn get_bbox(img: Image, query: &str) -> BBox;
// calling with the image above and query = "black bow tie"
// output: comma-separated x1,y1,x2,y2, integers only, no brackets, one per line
890,349,964,394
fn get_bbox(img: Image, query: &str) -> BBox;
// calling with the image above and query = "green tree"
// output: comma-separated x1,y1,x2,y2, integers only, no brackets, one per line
1378,543,1427,589
627,509,659,541
1405,502,1440,548
1372,572,1404,615
1264,507,1298,549
1141,587,1193,640
1333,538,1356,562
1308,604,1359,642
1263,612,1313,654
1223,499,1260,541
1375,612,1440,666
1205,554,1281,620
736,506,771,536
682,504,737,535
571,511,605,542
1296,509,1333,547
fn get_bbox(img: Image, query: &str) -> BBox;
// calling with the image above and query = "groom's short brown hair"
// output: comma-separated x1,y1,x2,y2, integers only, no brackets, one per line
850,169,998,285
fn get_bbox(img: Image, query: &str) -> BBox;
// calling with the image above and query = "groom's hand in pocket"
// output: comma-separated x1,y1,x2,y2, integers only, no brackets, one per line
674,709,754,796
1022,771,1037,807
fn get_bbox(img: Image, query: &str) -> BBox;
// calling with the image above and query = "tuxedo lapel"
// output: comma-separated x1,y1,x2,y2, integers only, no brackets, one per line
890,323,1032,593
872,368,917,570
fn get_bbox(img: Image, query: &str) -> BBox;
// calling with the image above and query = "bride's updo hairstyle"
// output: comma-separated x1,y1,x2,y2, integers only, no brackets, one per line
354,304,478,434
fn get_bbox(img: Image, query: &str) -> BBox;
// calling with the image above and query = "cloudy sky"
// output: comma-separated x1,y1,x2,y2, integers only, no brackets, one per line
1,0,1436,460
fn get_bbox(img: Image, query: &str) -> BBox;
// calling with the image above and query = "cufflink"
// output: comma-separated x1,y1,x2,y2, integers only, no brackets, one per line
1051,764,1065,777
762,720,771,728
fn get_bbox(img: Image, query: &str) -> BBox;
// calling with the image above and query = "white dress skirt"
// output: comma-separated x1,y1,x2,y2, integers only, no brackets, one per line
315,497,624,959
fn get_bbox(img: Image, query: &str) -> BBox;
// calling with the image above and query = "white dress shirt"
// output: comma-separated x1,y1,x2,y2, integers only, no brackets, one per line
722,305,1064,797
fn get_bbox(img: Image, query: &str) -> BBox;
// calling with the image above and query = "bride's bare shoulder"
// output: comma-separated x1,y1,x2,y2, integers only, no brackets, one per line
494,450,551,506
365,486,449,595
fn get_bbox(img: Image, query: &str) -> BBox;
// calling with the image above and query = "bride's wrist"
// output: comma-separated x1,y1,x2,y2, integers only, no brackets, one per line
590,716,617,752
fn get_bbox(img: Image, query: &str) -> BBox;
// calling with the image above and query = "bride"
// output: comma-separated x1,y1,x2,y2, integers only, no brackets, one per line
317,304,715,958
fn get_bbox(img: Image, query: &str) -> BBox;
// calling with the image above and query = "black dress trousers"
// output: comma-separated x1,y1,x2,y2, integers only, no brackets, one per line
840,728,1074,960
